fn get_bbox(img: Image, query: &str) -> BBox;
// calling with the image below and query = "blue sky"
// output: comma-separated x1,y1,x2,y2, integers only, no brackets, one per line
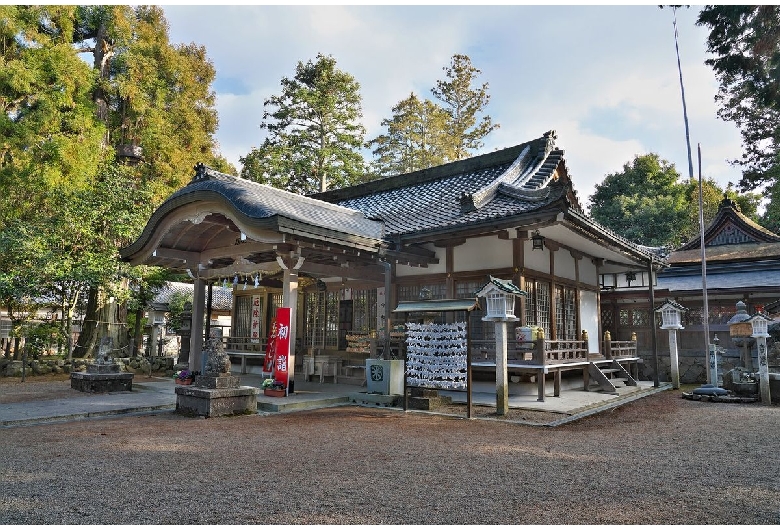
162,5,743,210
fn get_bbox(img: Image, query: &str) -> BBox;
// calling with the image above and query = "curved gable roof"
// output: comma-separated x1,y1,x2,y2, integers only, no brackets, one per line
678,196,780,251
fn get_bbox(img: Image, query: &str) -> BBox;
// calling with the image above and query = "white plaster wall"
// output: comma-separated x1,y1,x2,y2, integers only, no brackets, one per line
579,258,598,286
580,290,600,353
395,245,446,277
555,250,577,281
523,240,550,275
454,236,512,272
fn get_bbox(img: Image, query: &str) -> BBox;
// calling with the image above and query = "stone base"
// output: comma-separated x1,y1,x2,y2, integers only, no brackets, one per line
194,374,241,389
71,371,133,393
348,392,401,407
407,387,452,410
175,386,259,418
86,363,121,374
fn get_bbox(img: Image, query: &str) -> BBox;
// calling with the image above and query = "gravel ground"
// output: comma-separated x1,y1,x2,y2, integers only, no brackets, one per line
0,376,779,524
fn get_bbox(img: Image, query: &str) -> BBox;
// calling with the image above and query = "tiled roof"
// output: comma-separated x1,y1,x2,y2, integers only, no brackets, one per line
169,164,384,241
315,132,570,238
667,242,780,264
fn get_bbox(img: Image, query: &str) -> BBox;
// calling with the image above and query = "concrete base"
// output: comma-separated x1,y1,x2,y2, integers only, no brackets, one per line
348,392,401,407
175,385,259,417
71,371,133,393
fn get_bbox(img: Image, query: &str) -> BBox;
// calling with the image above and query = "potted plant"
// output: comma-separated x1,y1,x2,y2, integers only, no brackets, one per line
262,378,286,397
175,369,193,385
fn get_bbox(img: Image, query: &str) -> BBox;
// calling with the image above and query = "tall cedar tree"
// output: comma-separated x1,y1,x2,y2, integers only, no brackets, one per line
431,54,499,160
368,93,450,176
369,54,498,177
240,53,367,194
0,6,229,357
697,6,780,231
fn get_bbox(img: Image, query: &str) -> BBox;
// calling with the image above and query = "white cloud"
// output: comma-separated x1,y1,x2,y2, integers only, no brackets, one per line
163,5,746,206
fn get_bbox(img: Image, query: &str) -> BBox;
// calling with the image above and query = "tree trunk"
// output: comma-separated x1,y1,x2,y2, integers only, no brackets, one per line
74,287,99,358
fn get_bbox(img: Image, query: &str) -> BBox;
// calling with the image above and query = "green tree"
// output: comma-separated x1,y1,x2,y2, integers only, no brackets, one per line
368,93,450,176
589,154,765,248
0,5,107,226
589,154,693,248
73,5,232,198
431,54,499,160
240,53,367,194
696,6,780,191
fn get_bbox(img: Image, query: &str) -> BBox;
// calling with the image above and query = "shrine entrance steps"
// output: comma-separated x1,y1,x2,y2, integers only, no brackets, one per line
587,360,638,395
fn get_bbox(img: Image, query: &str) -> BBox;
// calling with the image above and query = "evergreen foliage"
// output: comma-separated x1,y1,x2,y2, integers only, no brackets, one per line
368,54,498,176
239,53,367,194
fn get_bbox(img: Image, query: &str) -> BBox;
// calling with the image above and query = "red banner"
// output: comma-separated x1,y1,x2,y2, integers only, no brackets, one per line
263,316,277,373
273,308,291,389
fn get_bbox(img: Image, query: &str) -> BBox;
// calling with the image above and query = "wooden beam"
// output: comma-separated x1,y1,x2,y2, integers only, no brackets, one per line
153,248,201,264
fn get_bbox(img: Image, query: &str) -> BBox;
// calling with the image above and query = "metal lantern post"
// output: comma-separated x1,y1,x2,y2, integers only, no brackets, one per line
656,300,686,389
476,276,527,416
748,312,773,405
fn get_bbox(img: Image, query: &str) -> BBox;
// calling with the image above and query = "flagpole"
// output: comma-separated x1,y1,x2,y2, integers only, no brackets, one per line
672,7,711,382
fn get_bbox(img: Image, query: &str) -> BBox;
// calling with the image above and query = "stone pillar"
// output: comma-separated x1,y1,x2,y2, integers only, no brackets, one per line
708,341,718,386
189,278,206,373
757,337,772,405
668,329,680,389
283,268,298,392
178,304,191,365
495,321,509,415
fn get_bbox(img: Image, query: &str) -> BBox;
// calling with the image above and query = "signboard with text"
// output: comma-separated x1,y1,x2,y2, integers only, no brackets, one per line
250,295,262,343
273,308,291,389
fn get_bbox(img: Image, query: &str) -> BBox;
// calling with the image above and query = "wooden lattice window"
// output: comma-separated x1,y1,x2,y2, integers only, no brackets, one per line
351,288,377,333
555,286,578,340
525,280,550,339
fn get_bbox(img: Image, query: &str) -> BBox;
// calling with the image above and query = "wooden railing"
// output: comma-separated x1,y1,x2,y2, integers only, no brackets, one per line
470,338,588,366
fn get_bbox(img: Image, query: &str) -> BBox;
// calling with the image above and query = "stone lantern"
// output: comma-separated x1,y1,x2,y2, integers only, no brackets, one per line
655,299,685,389
477,276,524,321
728,300,754,371
476,276,527,415
748,312,773,405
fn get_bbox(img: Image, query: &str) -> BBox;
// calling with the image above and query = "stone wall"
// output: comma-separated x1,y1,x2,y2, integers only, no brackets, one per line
0,356,177,378
637,341,780,384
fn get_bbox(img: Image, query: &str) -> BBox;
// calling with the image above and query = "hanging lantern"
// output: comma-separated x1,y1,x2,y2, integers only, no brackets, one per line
253,274,259,288
222,278,227,289
233,274,238,286
531,230,545,251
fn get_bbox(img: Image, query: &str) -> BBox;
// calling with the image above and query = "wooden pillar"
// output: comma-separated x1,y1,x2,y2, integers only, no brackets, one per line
446,246,455,324
536,328,546,401
513,236,525,324
189,277,206,373
494,321,509,415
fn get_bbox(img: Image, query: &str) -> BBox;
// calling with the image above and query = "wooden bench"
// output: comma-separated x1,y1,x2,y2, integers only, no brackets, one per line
226,351,267,375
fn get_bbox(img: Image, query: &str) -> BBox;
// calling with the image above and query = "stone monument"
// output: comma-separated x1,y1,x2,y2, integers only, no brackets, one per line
71,337,134,393
175,336,259,417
